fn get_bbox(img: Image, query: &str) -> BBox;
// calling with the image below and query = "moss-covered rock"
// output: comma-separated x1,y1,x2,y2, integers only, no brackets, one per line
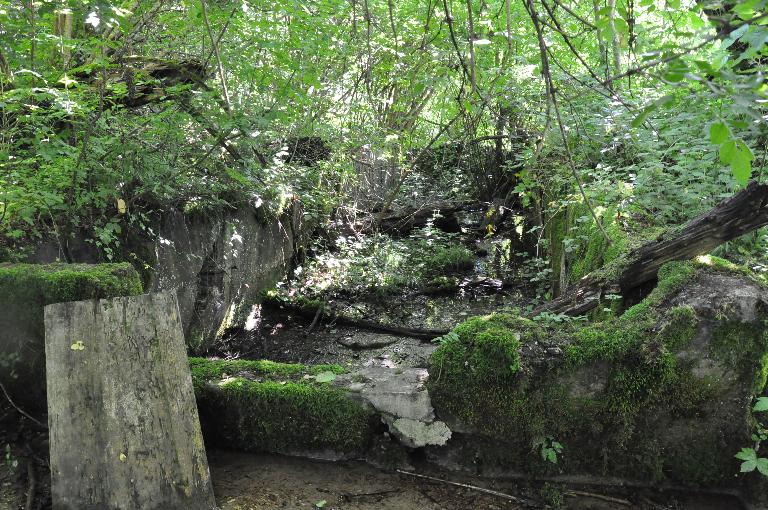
0,263,143,410
190,358,376,458
427,261,768,503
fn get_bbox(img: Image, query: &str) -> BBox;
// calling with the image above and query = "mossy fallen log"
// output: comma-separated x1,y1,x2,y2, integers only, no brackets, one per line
536,181,768,317
428,260,768,506
0,263,143,411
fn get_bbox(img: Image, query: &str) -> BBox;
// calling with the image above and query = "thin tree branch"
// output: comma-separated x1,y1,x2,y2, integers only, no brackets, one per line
0,382,45,428
549,0,597,29
524,0,611,244
203,6,239,69
200,0,232,111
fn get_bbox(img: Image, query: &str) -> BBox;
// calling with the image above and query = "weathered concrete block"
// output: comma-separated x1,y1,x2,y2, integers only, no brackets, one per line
0,263,143,411
427,261,768,507
191,358,376,460
45,293,215,510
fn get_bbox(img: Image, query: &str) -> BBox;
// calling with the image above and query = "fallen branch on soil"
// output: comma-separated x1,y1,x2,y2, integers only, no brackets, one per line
533,181,768,316
341,488,402,500
304,304,324,336
396,469,538,506
266,301,449,340
0,382,45,428
566,490,632,506
24,461,35,510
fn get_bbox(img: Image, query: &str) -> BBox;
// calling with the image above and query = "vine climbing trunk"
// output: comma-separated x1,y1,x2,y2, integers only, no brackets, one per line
533,181,768,316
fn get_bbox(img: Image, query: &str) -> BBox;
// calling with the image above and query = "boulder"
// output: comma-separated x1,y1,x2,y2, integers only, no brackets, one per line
336,366,451,448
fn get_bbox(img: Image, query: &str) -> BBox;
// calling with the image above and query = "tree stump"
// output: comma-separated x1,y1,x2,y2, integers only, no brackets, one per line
44,292,216,510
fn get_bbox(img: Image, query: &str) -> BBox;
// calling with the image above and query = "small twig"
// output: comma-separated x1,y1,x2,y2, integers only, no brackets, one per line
342,488,401,500
566,490,632,506
396,469,536,505
0,382,45,428
200,0,231,111
305,304,324,336
24,460,35,510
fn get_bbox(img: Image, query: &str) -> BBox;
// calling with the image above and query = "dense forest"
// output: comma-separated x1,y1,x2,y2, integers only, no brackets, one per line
1,0,768,508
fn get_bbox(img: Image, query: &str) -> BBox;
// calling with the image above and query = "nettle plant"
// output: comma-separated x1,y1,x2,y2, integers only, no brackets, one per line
736,397,768,477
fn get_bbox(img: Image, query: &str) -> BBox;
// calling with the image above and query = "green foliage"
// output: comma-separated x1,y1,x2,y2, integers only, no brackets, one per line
533,436,563,464
279,232,474,301
539,483,565,509
735,397,768,478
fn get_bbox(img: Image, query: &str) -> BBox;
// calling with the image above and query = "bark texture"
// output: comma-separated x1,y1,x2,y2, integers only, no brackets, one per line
535,181,768,316
44,292,215,510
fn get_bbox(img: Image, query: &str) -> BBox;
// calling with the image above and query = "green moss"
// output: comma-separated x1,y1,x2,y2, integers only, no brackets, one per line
693,254,768,285
657,306,698,350
569,211,629,282
0,262,143,303
546,206,571,295
427,261,751,483
0,263,143,409
710,321,768,393
189,357,346,391
432,313,534,383
191,358,373,454
430,313,566,445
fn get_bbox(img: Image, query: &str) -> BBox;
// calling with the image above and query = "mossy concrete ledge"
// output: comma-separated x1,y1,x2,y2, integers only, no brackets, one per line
190,358,378,459
427,261,768,507
0,263,143,411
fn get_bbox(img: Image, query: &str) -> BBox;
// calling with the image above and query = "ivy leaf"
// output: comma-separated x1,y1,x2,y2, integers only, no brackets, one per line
709,121,730,145
757,458,768,476
754,397,768,412
736,447,758,473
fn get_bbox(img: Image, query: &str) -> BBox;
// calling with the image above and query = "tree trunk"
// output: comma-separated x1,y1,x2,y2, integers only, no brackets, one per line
44,292,216,510
534,181,768,316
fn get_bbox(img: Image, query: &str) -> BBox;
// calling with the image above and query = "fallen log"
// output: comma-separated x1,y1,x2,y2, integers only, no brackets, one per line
534,181,768,316
375,202,472,236
264,300,449,340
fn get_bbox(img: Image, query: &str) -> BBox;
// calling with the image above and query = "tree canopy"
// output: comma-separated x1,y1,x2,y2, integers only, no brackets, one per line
0,0,765,260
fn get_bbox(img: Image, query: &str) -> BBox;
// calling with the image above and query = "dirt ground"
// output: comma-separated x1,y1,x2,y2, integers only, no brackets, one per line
210,449,527,510
0,446,750,510
208,450,747,510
